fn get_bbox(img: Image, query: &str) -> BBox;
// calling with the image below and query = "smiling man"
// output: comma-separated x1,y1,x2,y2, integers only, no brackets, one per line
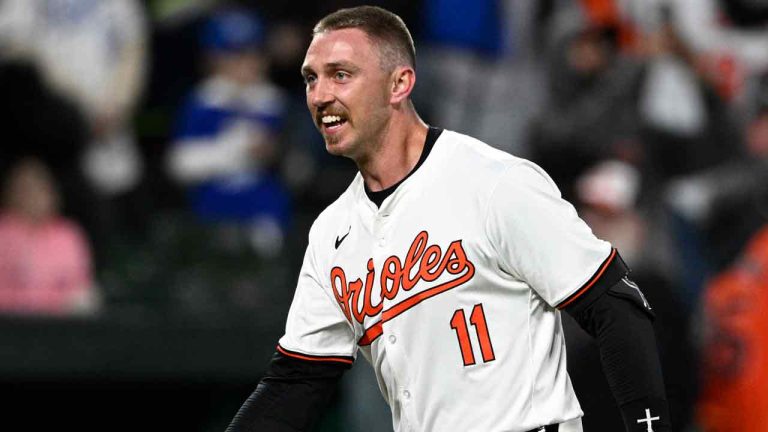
226,6,670,432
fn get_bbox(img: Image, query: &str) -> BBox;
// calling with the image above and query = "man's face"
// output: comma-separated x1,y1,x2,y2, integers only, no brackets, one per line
302,28,393,159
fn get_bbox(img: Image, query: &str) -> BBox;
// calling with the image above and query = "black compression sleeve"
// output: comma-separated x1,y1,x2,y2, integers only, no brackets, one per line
226,350,352,432
565,274,671,432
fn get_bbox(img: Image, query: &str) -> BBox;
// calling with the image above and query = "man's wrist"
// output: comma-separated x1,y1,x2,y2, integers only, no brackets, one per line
619,397,670,432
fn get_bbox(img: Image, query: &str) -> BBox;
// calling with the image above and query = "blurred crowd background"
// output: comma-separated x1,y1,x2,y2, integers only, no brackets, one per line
1,0,767,431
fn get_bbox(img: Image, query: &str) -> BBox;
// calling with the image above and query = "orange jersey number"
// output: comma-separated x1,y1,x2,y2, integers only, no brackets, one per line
450,303,496,366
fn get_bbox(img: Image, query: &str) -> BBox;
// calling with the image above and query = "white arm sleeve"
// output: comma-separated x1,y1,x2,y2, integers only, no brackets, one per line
279,227,357,359
485,161,612,307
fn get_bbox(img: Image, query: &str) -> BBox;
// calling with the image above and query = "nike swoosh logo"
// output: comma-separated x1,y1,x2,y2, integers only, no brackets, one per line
335,226,351,249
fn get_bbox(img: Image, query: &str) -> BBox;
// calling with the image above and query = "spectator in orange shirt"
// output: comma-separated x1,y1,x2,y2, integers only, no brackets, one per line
0,158,97,316
698,226,768,431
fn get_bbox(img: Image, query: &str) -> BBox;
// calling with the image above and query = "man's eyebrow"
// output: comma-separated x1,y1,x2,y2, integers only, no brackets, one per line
303,61,361,74
324,61,360,72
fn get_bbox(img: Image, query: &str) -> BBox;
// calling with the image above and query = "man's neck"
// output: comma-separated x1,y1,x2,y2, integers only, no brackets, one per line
357,113,429,192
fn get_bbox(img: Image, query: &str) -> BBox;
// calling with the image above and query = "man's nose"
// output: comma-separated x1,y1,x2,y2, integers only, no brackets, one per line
309,79,334,108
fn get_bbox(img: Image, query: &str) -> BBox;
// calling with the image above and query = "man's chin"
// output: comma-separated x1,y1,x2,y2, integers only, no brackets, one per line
324,135,351,157
325,141,348,157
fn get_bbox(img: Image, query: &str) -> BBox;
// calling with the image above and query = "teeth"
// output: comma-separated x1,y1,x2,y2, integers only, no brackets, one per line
322,115,343,124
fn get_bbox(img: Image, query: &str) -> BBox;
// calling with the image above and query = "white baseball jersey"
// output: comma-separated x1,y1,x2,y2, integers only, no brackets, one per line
278,129,613,432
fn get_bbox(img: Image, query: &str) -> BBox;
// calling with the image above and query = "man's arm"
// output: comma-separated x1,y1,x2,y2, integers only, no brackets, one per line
561,255,671,432
226,348,352,432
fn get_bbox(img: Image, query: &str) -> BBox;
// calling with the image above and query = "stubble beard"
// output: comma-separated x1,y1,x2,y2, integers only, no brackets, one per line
323,127,349,156
325,129,342,146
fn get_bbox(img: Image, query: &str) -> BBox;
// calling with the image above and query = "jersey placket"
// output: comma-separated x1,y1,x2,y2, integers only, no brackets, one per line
374,198,418,432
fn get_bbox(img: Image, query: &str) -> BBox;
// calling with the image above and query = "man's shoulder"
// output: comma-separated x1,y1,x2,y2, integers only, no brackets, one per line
436,129,530,178
435,130,561,200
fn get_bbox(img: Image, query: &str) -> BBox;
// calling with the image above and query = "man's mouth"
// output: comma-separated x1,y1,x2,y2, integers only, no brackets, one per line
320,114,348,132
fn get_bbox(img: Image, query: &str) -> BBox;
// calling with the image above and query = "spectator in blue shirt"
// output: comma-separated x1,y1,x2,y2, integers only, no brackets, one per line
167,8,290,257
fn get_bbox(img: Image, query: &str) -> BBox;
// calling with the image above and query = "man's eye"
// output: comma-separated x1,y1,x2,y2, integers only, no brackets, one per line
304,75,317,85
335,72,349,80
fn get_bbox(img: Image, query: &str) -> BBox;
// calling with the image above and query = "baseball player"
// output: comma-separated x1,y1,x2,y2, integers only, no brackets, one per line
227,6,669,432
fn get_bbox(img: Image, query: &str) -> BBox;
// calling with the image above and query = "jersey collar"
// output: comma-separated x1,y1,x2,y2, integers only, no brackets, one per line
364,126,443,207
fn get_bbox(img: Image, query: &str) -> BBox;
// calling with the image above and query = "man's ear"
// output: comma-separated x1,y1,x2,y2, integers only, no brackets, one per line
390,66,415,104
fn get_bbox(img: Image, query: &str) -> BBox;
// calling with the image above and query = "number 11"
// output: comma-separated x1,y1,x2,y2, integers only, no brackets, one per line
450,303,496,366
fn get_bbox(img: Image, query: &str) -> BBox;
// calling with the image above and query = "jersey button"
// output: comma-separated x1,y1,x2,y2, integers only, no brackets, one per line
388,335,396,344
402,390,411,400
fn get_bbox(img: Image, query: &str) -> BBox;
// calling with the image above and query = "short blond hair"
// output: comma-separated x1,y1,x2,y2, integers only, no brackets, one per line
313,6,416,71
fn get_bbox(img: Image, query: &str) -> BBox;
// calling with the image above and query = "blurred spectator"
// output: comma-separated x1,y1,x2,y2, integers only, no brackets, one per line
577,160,647,268
0,158,97,316
637,7,742,184
265,20,325,196
0,62,92,234
414,0,504,133
0,0,149,256
414,0,546,156
698,225,768,431
673,0,768,102
533,3,742,200
665,74,768,276
531,9,645,199
167,7,291,257
639,17,708,139
3,0,147,194
566,160,697,430
578,0,768,103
